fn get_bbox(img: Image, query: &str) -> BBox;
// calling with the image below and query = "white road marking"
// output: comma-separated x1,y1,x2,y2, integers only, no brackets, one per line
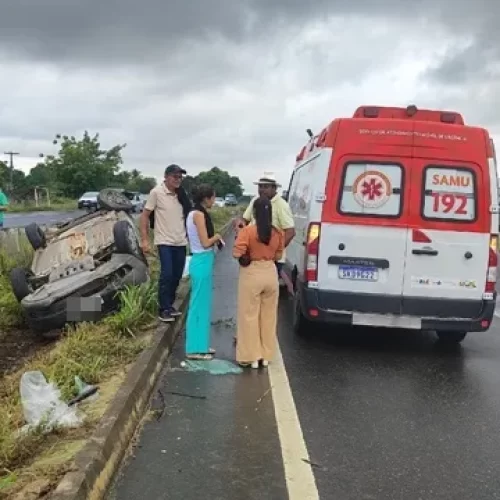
268,342,320,500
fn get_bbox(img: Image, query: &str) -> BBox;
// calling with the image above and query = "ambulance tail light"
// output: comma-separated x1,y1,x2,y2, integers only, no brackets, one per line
305,222,321,283
485,235,498,294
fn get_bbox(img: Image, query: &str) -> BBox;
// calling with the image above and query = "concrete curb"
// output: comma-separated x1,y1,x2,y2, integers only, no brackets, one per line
49,219,234,500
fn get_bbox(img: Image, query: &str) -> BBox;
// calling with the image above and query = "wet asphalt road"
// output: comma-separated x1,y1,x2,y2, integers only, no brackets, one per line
109,230,500,500
2,210,84,228
2,210,142,228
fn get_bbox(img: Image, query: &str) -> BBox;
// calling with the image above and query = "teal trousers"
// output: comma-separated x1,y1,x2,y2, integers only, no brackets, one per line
185,250,215,354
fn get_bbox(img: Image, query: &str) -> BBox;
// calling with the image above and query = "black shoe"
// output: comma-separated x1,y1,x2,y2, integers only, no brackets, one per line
158,311,175,323
169,307,182,317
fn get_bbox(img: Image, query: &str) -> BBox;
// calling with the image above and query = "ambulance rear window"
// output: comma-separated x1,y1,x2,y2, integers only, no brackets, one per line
421,166,476,222
338,162,403,217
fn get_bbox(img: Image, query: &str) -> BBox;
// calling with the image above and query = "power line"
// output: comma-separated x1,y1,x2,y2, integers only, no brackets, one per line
4,151,19,192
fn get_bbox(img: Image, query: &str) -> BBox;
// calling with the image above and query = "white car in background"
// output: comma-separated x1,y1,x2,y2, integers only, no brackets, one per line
77,191,100,212
214,197,226,208
121,190,145,213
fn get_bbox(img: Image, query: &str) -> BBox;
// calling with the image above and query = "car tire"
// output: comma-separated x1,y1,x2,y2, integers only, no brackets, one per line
436,331,467,343
113,220,142,257
25,222,46,250
98,189,133,212
292,290,311,336
9,267,32,302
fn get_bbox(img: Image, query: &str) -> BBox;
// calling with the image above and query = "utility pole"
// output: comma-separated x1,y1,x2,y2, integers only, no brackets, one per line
4,151,19,193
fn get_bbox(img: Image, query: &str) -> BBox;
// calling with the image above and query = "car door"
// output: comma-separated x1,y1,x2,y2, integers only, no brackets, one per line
316,156,410,314
401,159,489,319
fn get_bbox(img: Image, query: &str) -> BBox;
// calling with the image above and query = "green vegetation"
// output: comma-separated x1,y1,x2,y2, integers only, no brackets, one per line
0,239,33,329
1,133,246,215
1,132,157,203
0,206,237,496
7,197,77,213
182,166,244,198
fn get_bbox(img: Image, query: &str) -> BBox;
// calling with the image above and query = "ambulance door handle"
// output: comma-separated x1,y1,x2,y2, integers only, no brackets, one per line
412,248,438,256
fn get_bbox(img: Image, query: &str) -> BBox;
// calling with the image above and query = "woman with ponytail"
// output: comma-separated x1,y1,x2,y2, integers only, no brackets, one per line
233,196,284,368
185,184,223,360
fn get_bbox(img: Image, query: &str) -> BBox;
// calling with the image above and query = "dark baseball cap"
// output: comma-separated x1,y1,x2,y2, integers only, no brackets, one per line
165,164,186,176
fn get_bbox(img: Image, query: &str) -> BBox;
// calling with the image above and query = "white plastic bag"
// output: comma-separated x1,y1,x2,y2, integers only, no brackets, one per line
20,371,82,433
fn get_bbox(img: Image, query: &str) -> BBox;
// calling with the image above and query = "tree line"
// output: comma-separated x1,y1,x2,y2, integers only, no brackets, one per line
0,132,157,200
0,132,244,201
182,167,243,198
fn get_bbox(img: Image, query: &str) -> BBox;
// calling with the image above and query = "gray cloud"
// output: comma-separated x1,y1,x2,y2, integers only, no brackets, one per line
2,0,497,87
0,0,467,65
418,1,500,84
1,0,499,193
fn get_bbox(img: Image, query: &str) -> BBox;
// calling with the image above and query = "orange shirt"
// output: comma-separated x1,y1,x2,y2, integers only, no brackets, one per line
233,225,284,262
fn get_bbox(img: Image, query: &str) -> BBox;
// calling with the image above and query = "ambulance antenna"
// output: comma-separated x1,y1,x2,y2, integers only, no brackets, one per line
306,129,313,138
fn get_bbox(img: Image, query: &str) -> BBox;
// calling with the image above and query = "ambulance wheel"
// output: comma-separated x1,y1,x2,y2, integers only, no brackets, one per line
436,331,467,344
292,292,311,336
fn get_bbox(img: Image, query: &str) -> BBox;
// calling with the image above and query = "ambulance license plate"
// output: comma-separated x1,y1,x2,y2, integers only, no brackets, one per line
338,265,379,281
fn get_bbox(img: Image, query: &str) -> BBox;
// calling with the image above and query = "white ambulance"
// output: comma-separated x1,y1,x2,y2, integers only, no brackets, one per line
284,105,499,343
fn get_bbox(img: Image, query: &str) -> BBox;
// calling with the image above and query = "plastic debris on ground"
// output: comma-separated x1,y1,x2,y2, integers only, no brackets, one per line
19,371,83,434
181,359,243,375
69,375,99,406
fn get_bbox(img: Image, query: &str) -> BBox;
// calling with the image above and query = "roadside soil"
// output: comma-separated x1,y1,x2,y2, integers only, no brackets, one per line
0,328,54,379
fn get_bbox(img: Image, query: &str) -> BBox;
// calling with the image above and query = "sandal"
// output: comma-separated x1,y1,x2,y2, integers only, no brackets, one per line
238,361,259,369
186,353,214,361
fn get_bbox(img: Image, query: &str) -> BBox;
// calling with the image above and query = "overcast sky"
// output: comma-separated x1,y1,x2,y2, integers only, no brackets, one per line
1,0,499,193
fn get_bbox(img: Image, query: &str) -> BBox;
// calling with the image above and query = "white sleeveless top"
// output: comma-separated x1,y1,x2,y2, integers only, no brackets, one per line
186,211,211,254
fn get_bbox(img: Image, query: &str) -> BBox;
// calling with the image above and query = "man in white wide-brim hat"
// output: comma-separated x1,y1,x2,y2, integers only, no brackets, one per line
238,171,296,282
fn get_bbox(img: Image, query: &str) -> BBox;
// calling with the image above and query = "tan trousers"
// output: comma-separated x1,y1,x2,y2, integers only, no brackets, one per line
236,260,279,363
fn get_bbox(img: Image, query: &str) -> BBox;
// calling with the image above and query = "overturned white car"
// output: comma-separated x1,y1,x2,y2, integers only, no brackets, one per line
9,189,150,333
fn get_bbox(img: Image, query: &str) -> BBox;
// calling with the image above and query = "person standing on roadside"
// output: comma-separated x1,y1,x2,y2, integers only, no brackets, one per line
0,186,8,229
140,164,192,323
185,184,223,360
231,173,295,345
238,172,295,281
233,196,284,368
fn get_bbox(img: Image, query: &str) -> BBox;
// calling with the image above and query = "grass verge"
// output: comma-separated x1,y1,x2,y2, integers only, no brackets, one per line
7,198,77,213
0,206,238,497
0,241,33,331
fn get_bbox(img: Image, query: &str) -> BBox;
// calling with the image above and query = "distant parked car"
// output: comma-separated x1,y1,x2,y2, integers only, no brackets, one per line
224,194,238,206
77,191,100,212
122,190,145,212
214,197,226,208
9,189,149,334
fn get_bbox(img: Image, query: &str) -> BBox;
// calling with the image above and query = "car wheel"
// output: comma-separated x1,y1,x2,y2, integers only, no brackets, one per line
436,331,467,344
113,220,142,257
9,267,32,302
25,222,47,250
98,189,133,212
292,290,311,337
